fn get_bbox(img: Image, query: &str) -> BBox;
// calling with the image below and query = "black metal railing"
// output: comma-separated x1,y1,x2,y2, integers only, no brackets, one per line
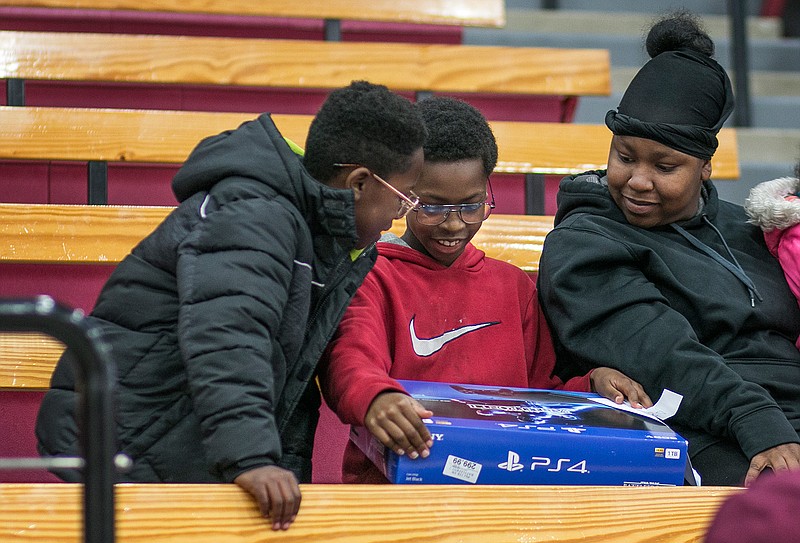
0,296,118,543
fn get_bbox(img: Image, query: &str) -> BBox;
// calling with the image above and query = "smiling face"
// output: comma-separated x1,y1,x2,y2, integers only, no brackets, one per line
606,135,712,228
401,158,487,266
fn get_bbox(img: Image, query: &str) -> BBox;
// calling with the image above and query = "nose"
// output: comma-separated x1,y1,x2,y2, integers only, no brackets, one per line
438,210,467,232
627,166,654,192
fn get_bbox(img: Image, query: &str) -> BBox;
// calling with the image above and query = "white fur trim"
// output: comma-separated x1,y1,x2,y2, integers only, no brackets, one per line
743,177,800,231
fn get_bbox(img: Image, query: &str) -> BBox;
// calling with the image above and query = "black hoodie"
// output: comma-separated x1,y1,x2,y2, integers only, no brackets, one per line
538,171,800,462
37,114,376,483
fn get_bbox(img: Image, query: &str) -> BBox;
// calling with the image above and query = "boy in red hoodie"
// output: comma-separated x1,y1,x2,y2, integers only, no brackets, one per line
319,96,651,483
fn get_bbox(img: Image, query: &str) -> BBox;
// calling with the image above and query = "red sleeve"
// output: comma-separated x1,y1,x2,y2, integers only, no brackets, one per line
526,289,592,392
318,271,406,426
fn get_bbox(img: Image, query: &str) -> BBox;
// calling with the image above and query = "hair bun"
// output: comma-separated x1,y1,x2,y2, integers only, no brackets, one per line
646,11,715,59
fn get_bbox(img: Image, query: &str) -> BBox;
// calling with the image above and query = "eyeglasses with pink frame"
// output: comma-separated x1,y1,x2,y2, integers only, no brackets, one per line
333,163,420,219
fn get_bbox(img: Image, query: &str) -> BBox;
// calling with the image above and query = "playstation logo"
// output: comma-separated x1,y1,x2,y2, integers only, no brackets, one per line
498,451,524,472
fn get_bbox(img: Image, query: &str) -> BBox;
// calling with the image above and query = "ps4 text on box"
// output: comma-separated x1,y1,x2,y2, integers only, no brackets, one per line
350,380,687,486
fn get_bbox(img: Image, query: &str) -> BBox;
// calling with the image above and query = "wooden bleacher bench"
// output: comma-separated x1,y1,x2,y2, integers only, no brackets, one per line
0,0,504,51
0,482,741,542
0,331,63,390
8,29,600,97
0,106,739,212
0,26,613,210
0,22,611,211
0,203,552,273
0,202,553,388
0,0,506,28
0,106,741,177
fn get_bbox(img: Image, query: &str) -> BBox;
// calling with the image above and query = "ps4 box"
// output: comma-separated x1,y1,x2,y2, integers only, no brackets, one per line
351,380,688,486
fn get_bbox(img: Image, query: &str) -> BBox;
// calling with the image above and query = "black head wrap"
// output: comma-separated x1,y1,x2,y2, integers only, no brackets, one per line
605,48,734,160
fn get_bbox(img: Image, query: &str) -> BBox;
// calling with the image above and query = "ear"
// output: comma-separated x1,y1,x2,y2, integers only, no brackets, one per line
700,159,712,181
343,167,371,202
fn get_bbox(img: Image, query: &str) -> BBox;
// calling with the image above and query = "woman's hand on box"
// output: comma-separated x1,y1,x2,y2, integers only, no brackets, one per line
590,367,653,408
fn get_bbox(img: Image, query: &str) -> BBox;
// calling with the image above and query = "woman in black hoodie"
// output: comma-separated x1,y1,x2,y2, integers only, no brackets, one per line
538,12,800,487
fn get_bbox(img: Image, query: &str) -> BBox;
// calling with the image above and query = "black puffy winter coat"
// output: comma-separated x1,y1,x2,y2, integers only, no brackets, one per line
36,114,376,483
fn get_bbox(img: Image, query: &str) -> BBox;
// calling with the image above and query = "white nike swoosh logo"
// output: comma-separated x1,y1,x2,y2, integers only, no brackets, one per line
410,316,499,357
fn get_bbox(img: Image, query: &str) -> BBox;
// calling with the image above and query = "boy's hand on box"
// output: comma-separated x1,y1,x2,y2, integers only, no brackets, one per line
234,465,301,531
365,392,434,459
590,367,653,408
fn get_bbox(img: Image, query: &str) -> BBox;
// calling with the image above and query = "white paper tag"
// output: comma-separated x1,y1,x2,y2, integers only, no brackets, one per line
594,389,683,422
644,389,682,420
442,454,482,483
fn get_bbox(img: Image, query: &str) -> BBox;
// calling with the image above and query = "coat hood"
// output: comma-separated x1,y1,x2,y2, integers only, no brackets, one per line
172,113,311,207
554,170,761,305
171,113,358,244
744,176,800,231
554,169,720,229
377,233,485,272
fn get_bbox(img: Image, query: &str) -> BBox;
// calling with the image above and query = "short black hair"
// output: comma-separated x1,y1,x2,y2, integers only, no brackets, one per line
416,96,497,177
303,81,427,183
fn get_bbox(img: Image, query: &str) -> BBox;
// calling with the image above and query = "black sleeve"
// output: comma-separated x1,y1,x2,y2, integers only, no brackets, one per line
538,225,798,459
176,195,306,481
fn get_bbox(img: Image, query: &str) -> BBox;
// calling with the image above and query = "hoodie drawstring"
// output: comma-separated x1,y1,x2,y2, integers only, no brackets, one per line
671,219,763,307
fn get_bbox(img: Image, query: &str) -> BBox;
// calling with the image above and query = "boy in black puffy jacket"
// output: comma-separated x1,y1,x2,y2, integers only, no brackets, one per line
36,81,427,530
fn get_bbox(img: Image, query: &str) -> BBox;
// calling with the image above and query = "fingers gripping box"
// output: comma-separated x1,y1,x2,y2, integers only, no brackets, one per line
351,380,688,486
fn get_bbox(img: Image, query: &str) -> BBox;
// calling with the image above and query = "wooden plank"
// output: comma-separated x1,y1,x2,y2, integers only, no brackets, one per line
492,121,740,180
0,0,506,27
0,332,63,389
714,128,740,180
0,203,173,264
0,107,310,164
0,204,552,272
0,31,610,96
0,107,739,178
0,483,740,542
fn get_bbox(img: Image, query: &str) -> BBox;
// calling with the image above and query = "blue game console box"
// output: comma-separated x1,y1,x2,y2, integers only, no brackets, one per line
350,380,688,486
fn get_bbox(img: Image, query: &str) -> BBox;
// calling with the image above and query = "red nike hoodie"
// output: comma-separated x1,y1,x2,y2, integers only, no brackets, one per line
319,237,592,483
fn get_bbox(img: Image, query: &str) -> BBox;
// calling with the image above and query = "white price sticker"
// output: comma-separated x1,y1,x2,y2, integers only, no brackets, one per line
442,455,482,484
